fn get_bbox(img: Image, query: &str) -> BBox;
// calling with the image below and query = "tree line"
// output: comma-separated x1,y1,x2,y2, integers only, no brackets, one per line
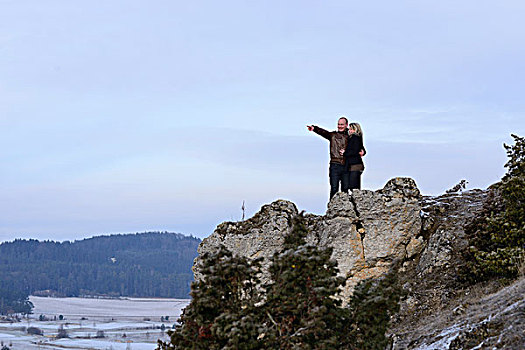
0,232,200,315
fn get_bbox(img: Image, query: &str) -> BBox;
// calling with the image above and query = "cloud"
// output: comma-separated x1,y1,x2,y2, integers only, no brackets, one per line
1,1,524,241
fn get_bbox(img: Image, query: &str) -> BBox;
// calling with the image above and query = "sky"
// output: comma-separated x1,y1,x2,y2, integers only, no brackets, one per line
1,1,524,242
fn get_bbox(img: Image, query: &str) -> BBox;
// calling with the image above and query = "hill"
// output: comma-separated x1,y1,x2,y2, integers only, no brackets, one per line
195,178,524,349
0,232,200,304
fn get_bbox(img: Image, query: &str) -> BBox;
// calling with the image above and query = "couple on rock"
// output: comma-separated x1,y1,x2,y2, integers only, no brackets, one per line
307,116,366,199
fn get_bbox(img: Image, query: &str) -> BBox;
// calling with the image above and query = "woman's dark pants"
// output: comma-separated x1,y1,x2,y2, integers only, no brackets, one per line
349,171,361,190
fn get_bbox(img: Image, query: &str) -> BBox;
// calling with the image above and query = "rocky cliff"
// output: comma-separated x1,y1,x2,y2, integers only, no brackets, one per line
195,177,524,349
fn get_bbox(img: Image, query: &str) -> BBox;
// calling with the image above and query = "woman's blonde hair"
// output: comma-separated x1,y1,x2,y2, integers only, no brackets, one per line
348,122,363,136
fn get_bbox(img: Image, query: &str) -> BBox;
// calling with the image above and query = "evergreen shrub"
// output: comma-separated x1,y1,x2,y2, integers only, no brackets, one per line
465,134,525,280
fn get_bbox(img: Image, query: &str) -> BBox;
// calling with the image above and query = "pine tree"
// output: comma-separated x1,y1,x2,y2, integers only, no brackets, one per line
348,271,402,350
466,134,525,279
157,245,263,350
261,213,352,349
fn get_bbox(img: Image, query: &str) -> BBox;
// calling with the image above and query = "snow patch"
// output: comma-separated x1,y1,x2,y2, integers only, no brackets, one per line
415,323,463,350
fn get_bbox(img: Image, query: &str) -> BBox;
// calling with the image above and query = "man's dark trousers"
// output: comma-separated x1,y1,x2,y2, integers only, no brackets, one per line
329,163,349,199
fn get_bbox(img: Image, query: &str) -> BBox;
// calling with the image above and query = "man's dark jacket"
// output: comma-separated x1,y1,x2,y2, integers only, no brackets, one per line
312,126,349,164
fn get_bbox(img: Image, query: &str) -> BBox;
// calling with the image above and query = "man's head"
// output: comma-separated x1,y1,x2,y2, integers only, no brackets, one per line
337,116,348,132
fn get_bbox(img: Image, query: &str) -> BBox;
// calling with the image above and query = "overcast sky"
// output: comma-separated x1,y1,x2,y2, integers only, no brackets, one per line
1,1,524,242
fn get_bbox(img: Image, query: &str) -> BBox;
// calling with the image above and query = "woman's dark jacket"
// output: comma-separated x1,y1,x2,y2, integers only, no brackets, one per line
344,134,365,166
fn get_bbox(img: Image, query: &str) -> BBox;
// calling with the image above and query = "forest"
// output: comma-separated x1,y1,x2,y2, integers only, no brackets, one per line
0,232,200,315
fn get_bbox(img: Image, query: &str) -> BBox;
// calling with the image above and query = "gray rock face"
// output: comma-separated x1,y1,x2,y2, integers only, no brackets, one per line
196,177,423,300
394,189,488,320
416,190,485,275
195,200,299,283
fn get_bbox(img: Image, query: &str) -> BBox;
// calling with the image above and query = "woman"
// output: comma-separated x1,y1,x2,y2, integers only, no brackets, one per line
340,122,365,190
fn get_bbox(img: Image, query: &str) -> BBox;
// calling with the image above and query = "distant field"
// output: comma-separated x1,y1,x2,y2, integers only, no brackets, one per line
0,296,190,350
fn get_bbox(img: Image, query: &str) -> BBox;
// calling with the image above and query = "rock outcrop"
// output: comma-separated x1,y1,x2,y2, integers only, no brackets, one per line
194,177,524,348
196,177,424,301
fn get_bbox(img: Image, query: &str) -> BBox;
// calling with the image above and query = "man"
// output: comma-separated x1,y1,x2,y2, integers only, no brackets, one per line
307,116,351,199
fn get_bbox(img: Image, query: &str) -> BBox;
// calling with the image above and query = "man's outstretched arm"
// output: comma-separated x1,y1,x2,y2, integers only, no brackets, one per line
307,125,331,140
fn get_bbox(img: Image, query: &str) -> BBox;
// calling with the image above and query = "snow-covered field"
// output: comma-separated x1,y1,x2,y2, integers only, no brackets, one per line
0,296,190,350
